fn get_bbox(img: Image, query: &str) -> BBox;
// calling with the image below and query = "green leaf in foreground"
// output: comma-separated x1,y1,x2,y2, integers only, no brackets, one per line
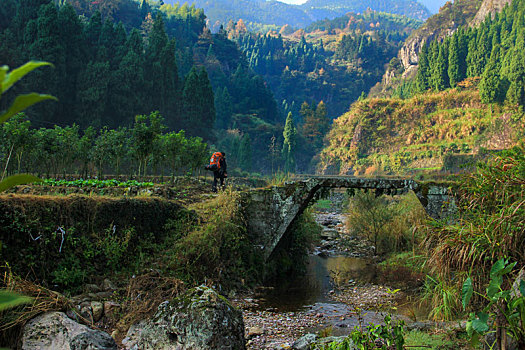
0,290,32,311
0,93,57,124
472,312,490,333
520,280,525,297
0,174,42,192
462,277,473,310
1,61,53,94
490,258,505,278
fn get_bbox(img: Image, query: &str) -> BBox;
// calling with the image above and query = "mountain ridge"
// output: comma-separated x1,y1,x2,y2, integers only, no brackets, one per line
166,0,431,30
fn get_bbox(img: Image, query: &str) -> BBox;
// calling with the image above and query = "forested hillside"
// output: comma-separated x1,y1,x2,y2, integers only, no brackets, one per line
372,0,484,96
172,0,430,31
320,0,525,176
0,0,283,174
299,0,430,22
412,0,525,107
233,11,420,120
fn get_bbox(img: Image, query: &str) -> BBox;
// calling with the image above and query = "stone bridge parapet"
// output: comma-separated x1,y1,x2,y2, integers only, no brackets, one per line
243,177,457,261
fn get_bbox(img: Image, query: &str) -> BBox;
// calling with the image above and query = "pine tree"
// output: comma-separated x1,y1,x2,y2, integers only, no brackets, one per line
109,31,146,126
431,42,449,91
214,87,233,129
448,35,461,87
415,43,430,92
57,3,85,123
28,3,64,121
86,11,102,58
239,134,252,171
282,112,296,173
182,67,215,140
506,49,525,107
77,61,110,128
145,14,180,125
479,45,505,104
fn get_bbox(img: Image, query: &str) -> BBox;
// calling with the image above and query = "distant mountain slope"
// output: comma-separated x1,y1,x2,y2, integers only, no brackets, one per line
300,0,431,21
188,0,312,29
372,0,515,97
169,0,431,30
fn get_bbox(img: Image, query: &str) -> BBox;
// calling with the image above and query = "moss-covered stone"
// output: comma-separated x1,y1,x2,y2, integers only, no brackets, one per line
129,285,245,350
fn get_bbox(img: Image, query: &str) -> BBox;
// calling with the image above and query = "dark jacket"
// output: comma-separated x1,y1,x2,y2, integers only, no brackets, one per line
217,156,227,175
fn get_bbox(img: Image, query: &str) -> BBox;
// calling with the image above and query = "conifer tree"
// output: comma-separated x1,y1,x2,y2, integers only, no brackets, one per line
282,112,296,173
448,35,462,87
182,67,215,141
86,11,102,57
214,87,233,129
431,41,449,91
480,45,505,104
29,3,64,120
57,3,85,122
415,43,430,92
110,29,146,126
505,49,525,107
239,134,252,171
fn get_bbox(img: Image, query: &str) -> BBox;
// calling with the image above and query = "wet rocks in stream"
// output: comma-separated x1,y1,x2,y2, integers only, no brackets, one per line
314,212,375,258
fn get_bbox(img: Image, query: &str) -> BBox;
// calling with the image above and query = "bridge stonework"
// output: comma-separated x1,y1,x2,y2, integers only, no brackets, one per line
243,178,457,261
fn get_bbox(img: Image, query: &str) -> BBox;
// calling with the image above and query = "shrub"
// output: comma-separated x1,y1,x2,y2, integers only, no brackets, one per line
422,147,525,319
346,191,425,255
170,190,262,287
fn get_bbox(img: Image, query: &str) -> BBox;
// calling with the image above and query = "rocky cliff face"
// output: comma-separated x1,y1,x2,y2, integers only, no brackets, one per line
471,0,512,25
374,0,510,95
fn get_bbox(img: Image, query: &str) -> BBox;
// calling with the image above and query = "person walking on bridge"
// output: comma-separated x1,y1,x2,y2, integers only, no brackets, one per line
205,151,227,192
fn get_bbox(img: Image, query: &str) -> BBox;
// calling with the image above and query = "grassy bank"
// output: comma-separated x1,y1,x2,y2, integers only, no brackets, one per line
321,89,524,176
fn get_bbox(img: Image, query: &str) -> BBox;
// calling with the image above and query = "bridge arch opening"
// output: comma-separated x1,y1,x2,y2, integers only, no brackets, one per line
244,177,457,261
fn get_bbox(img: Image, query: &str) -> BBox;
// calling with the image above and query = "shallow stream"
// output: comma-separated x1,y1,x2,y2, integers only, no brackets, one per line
242,194,429,348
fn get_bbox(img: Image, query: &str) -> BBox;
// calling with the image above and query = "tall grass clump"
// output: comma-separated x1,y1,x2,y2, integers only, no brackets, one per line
170,189,262,288
422,147,525,316
346,191,426,255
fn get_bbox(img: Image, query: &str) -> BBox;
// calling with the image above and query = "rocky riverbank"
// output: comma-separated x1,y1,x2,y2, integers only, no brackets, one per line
234,191,422,350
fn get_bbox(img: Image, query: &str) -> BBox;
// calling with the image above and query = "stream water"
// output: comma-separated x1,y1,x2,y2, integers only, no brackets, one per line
254,197,428,329
257,255,378,312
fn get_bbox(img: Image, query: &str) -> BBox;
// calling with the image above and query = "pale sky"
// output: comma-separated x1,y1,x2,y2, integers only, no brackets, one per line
277,0,449,14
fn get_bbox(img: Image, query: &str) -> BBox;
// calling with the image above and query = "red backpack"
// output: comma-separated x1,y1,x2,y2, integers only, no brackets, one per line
208,152,223,171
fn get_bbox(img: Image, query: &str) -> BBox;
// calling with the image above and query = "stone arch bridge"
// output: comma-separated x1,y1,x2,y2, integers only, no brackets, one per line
243,177,456,261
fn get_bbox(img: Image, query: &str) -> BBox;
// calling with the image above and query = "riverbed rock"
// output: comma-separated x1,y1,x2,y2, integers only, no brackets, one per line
293,333,317,350
321,229,339,240
102,278,117,291
246,325,264,339
104,301,121,321
511,267,525,298
21,311,117,350
91,301,104,322
127,285,245,350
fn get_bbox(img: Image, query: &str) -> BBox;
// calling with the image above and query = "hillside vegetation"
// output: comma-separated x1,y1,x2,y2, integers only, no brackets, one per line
320,88,524,175
180,0,430,31
411,0,525,109
373,0,484,96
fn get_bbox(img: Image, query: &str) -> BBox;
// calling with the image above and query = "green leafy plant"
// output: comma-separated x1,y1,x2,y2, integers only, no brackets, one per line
323,314,405,350
40,178,155,188
0,61,56,310
462,258,525,349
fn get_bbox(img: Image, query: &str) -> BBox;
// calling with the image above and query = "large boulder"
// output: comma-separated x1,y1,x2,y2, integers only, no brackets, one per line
22,311,117,350
125,285,245,350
